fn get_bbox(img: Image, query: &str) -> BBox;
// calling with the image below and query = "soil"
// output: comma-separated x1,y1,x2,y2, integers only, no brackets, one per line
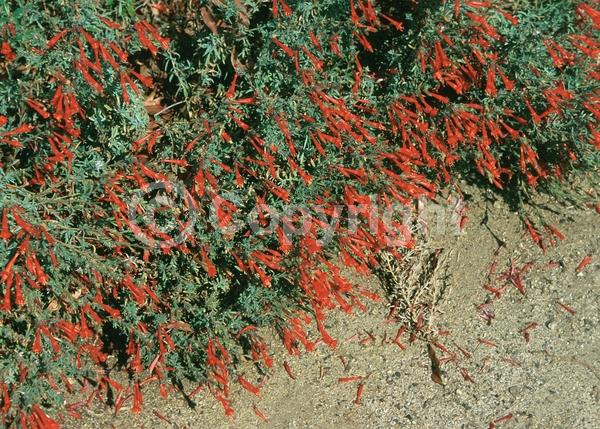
70,190,600,429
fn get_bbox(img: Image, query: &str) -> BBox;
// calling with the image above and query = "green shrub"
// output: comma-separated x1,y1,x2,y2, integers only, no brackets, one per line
0,0,598,426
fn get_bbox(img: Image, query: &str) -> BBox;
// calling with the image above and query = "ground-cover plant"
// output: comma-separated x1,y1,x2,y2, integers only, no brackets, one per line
0,0,598,426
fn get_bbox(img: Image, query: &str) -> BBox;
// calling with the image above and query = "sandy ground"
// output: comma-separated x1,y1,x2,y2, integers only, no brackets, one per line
69,191,599,429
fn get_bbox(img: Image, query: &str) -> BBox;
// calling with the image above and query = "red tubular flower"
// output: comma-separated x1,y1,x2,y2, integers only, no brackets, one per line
0,382,10,416
497,9,519,25
349,0,360,25
122,275,147,305
354,32,373,52
132,382,143,414
380,13,404,31
75,61,104,95
109,41,128,62
496,65,514,91
272,36,296,59
98,43,119,70
129,69,153,88
271,0,279,17
140,20,170,49
98,15,122,30
329,34,342,57
46,29,68,50
32,326,43,353
1,123,34,138
134,23,158,56
545,224,565,241
0,41,16,62
26,99,50,119
200,245,217,278
0,208,11,241
309,32,322,51
237,375,260,396
30,405,60,429
277,0,292,16
576,4,600,29
485,66,497,96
